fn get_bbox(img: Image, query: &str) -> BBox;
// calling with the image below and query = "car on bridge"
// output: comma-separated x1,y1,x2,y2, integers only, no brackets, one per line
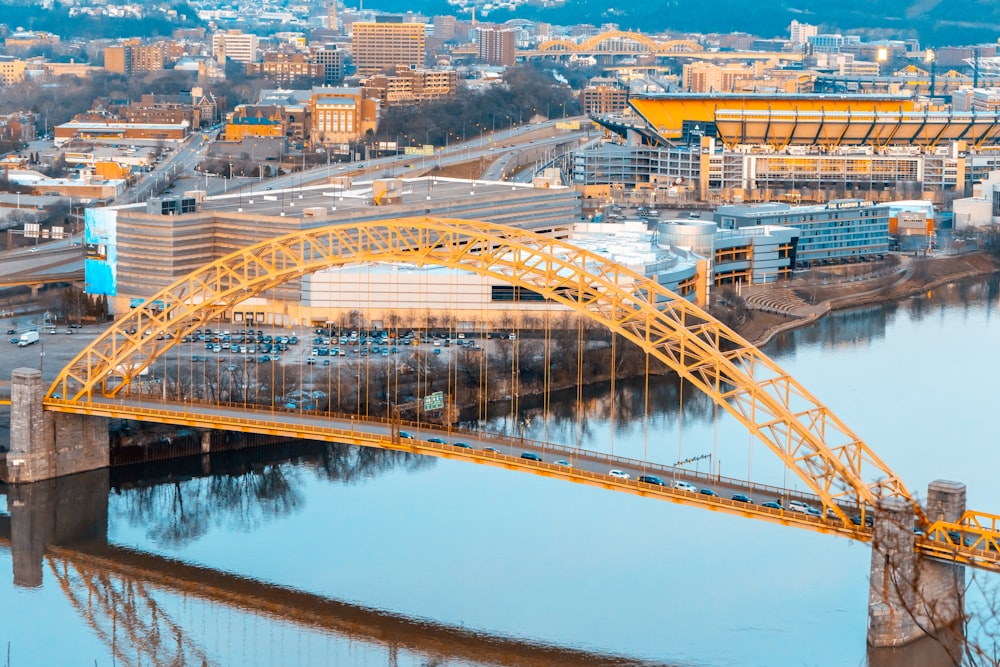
553,460,570,467
520,452,543,462
731,493,754,503
761,501,783,510
427,437,447,445
673,480,698,493
788,500,814,514
638,475,665,486
452,442,473,449
399,431,414,439
609,469,630,479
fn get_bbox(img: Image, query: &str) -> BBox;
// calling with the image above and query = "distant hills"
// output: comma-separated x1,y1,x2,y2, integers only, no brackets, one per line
368,0,1000,47
0,1,203,40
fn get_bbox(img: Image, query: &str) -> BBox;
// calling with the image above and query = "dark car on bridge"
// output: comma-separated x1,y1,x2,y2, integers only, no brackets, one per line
761,501,783,510
731,494,754,504
638,475,665,486
520,452,543,462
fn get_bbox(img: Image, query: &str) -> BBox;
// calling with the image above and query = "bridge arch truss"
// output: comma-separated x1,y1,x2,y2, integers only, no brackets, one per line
50,217,919,525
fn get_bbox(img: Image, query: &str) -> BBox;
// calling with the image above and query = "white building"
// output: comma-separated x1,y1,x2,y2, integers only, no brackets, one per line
213,30,260,64
953,171,1000,229
789,21,817,47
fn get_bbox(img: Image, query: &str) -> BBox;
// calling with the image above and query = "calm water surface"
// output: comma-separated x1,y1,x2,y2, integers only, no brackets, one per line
2,277,1000,666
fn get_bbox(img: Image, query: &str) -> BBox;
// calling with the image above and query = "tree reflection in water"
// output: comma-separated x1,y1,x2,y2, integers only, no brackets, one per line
111,442,434,546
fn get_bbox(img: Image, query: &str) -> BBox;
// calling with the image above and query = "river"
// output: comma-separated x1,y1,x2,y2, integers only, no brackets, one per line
2,276,999,666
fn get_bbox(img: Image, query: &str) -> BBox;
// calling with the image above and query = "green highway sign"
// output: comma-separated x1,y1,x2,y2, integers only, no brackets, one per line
423,391,444,411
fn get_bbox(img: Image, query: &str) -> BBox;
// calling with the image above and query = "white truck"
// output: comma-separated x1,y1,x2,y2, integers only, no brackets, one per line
17,330,39,347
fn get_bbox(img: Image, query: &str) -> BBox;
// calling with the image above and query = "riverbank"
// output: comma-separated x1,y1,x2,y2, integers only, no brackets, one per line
734,252,1000,346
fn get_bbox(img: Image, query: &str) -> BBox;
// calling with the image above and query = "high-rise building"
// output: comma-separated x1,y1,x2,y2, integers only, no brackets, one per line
314,44,345,85
476,27,515,67
328,0,338,31
432,16,456,41
213,30,260,64
789,20,818,47
351,17,425,75
104,40,165,76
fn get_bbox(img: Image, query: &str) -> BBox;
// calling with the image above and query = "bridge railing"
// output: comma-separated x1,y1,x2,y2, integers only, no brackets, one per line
65,395,868,518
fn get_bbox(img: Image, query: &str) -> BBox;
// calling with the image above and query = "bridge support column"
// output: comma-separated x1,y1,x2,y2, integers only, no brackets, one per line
6,367,109,483
868,480,966,648
8,469,109,587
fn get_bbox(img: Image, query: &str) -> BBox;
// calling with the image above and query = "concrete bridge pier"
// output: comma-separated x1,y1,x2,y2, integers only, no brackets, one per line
7,468,109,587
5,368,109,483
868,480,966,649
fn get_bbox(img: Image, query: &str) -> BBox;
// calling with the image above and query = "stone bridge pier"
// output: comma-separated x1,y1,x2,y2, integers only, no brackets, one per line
868,480,966,651
5,367,109,483
6,468,109,587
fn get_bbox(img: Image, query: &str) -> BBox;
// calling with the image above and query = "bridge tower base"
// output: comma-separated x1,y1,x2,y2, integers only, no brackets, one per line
868,480,966,648
6,367,109,483
8,469,109,587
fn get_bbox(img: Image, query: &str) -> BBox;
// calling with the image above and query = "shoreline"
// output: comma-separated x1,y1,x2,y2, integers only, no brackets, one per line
738,252,1000,347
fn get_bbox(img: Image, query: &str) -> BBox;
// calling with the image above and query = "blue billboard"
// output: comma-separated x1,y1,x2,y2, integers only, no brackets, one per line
84,208,118,296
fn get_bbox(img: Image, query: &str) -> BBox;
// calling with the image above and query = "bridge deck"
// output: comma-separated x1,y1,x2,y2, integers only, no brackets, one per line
47,396,876,538
40,395,1000,570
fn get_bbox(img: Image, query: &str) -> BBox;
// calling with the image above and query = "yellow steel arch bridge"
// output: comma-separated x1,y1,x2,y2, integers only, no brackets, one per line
523,30,798,62
44,217,1000,570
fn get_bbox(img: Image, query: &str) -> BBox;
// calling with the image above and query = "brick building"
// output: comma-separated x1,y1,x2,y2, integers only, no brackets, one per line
352,17,425,75
247,52,324,86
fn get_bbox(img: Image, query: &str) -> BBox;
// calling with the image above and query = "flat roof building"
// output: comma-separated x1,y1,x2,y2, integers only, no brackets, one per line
715,199,889,268
86,176,584,324
352,18,426,75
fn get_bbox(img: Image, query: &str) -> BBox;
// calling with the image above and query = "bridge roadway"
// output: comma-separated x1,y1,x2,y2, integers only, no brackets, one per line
0,513,653,666
49,394,871,539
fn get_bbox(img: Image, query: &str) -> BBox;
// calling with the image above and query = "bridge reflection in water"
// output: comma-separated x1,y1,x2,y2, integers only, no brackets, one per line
0,441,967,667
0,444,670,667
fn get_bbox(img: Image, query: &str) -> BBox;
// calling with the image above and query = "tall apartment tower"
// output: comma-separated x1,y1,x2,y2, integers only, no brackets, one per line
476,27,515,67
351,17,425,75
789,20,818,46
104,40,164,76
